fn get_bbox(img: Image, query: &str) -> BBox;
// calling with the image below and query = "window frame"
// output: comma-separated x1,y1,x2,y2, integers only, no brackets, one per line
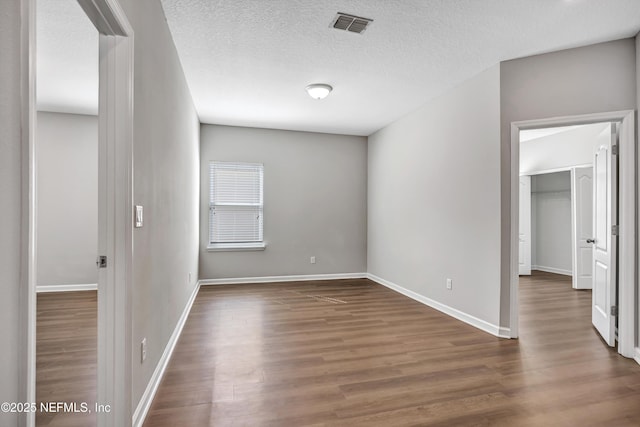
207,161,266,251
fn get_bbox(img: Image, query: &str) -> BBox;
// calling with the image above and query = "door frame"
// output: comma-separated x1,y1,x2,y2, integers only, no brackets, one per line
22,1,134,426
522,166,593,288
521,169,573,278
509,110,636,358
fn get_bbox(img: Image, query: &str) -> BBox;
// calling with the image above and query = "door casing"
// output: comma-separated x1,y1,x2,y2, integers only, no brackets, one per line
509,110,636,359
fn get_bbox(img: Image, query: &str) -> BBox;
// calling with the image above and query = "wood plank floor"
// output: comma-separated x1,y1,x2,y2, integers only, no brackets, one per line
34,273,640,426
142,272,640,426
36,291,97,427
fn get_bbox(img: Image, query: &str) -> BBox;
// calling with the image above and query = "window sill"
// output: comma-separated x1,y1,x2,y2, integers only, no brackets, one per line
207,242,266,252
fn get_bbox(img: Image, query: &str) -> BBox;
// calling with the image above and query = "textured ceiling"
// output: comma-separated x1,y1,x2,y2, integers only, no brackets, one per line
37,1,640,135
37,0,98,115
160,0,640,135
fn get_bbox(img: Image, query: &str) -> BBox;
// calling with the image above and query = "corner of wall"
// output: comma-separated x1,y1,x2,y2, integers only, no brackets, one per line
367,65,502,331
198,126,368,280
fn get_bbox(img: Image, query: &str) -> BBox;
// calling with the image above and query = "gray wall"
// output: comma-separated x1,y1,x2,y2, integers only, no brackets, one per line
36,112,97,287
0,1,26,424
200,125,367,279
500,38,637,329
368,65,502,327
3,0,201,418
119,0,201,410
531,172,572,274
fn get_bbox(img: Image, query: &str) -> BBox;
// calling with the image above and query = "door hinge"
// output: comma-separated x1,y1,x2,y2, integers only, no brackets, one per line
612,225,619,236
611,306,618,317
612,145,618,155
96,256,107,269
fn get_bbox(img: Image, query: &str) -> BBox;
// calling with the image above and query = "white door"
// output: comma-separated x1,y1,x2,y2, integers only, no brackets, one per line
519,175,531,276
571,166,593,289
591,123,617,347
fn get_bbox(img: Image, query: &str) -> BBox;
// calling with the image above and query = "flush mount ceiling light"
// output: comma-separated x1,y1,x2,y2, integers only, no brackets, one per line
305,83,333,100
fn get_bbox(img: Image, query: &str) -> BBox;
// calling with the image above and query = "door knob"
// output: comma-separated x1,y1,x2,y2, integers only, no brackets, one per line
586,238,596,244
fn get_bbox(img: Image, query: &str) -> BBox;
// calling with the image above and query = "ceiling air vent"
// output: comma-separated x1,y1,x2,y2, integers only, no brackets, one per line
331,13,373,34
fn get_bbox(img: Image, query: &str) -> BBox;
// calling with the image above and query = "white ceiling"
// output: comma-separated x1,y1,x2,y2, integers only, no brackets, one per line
520,122,609,144
37,1,640,135
520,125,583,143
37,0,98,115
160,0,640,135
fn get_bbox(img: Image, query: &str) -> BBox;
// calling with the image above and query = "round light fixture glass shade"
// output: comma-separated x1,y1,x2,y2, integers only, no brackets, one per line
305,83,333,100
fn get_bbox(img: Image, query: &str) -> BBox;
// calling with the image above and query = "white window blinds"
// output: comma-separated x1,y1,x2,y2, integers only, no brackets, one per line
209,161,264,244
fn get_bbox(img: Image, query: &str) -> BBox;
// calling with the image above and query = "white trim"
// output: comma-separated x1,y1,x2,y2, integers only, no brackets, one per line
521,163,592,177
207,241,266,251
132,281,200,427
21,0,37,425
97,18,135,427
510,122,520,339
36,283,98,293
615,114,636,358
531,266,572,276
367,274,511,339
634,347,640,366
77,2,135,427
509,110,636,355
200,272,367,286
498,326,512,337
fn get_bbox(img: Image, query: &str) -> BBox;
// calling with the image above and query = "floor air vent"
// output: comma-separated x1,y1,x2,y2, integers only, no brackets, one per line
286,290,347,304
309,295,347,304
331,12,373,34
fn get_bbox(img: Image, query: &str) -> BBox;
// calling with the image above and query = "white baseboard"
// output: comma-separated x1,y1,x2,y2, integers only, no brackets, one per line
366,273,510,339
635,347,640,366
532,266,572,276
36,283,97,293
499,326,513,338
132,281,201,427
199,272,368,286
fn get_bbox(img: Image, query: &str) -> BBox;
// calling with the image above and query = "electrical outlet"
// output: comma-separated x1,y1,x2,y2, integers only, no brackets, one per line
310,256,316,264
141,338,147,363
446,278,453,290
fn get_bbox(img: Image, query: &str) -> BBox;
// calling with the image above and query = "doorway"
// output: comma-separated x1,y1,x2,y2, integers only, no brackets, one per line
529,171,574,277
25,0,134,426
519,123,610,283
519,122,620,347
35,1,99,425
509,111,636,358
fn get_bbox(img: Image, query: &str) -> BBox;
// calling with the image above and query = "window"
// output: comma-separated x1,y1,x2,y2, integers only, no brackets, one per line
208,161,264,251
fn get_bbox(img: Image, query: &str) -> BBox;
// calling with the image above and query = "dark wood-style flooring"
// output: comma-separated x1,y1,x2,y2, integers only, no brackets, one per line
36,291,96,426
143,272,640,426
36,272,640,426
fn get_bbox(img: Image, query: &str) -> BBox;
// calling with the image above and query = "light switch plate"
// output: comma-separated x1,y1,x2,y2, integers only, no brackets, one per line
135,205,143,228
